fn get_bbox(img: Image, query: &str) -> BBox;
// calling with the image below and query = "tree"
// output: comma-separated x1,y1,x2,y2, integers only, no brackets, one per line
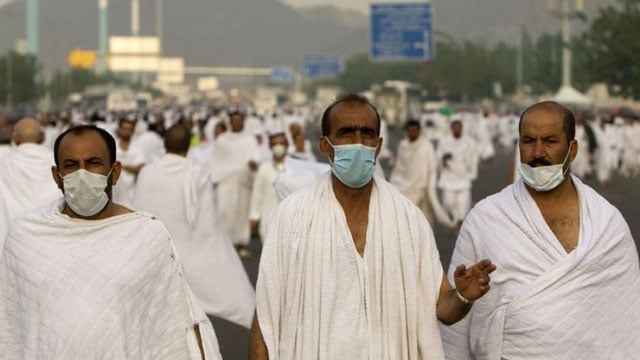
0,51,41,107
48,68,132,106
581,0,640,98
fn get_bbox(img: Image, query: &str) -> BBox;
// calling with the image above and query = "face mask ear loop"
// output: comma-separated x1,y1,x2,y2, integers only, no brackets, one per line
325,136,335,166
561,141,574,176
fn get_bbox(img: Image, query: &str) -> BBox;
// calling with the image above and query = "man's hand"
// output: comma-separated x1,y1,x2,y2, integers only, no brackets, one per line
453,259,496,302
437,259,496,325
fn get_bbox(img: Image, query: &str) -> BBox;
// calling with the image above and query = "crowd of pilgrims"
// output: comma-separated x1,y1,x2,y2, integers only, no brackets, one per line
1,101,639,259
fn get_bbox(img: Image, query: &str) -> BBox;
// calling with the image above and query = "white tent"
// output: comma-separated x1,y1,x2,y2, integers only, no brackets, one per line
550,85,593,106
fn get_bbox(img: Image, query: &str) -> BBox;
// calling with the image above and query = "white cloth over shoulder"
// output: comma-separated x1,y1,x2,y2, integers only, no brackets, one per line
273,157,330,201
134,154,255,328
0,200,222,359
256,174,445,359
441,176,640,359
0,143,59,242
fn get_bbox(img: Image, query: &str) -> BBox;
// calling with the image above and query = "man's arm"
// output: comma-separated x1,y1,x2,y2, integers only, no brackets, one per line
436,259,495,325
250,312,268,360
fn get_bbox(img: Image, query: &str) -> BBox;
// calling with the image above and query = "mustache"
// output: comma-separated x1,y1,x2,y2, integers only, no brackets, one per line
528,158,552,167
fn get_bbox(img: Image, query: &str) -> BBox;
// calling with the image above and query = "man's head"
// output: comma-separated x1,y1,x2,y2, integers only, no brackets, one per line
405,119,421,142
52,125,121,218
289,122,302,137
320,93,381,138
229,111,245,133
519,101,575,146
12,118,44,145
116,119,136,142
164,124,191,156
319,93,383,189
450,120,463,139
293,132,306,152
269,132,288,161
518,100,577,170
214,121,227,139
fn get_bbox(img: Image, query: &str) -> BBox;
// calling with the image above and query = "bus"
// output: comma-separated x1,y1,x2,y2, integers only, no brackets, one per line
371,81,424,127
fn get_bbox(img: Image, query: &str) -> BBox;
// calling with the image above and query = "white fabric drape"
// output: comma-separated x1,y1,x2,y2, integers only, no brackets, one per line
210,132,258,246
134,154,255,328
441,176,640,359
0,200,222,359
257,174,445,359
0,143,59,243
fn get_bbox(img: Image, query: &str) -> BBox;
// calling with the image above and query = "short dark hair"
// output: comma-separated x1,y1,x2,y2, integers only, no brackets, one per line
164,123,191,154
54,125,116,167
321,93,381,137
405,119,421,129
228,110,244,119
519,101,575,143
118,118,136,128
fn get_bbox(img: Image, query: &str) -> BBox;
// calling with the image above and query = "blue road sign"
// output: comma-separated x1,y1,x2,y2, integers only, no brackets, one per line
370,2,433,61
302,54,342,79
271,66,294,83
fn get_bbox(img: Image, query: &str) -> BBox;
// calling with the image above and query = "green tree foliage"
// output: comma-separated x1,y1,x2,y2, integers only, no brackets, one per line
48,68,126,104
335,40,518,102
0,51,41,106
581,0,640,98
523,33,562,94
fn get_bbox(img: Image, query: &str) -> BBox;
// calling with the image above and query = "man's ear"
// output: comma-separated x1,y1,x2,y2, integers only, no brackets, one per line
51,166,63,191
568,139,578,163
319,136,332,159
375,137,383,160
110,161,122,186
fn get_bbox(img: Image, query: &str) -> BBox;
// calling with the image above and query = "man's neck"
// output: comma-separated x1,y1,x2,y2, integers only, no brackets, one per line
527,176,577,207
62,201,119,220
331,175,373,209
169,151,187,158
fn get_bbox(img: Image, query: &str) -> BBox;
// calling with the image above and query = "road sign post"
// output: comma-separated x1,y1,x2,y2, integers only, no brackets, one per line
302,54,342,80
370,2,433,61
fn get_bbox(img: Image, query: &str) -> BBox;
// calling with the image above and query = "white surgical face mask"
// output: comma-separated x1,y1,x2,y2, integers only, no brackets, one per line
60,168,112,217
271,143,287,158
518,141,573,192
326,137,377,188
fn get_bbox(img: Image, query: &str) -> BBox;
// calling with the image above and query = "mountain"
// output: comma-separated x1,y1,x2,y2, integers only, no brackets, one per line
0,0,368,75
0,0,620,76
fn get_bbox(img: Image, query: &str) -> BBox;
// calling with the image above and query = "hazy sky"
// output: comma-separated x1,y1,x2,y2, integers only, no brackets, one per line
280,0,426,14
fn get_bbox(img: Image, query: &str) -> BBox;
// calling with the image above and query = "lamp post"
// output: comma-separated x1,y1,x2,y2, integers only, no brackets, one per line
97,0,108,74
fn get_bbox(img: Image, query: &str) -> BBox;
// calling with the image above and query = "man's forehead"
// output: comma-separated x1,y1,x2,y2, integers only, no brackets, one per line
522,109,564,130
58,131,109,159
330,102,376,124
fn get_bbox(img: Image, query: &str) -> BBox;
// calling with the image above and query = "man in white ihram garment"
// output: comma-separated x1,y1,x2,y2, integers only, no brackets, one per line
0,125,222,359
250,94,496,359
133,124,256,329
593,118,614,185
390,119,439,225
113,119,146,207
437,119,479,227
249,132,288,243
440,101,640,359
0,118,60,243
211,110,259,259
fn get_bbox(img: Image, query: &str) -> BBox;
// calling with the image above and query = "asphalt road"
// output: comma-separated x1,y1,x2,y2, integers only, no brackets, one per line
210,139,640,359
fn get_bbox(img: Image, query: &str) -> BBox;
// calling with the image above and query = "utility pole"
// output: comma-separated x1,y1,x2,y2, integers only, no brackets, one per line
156,0,163,56
26,0,38,56
131,0,140,82
97,0,108,74
6,52,12,110
550,0,584,88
